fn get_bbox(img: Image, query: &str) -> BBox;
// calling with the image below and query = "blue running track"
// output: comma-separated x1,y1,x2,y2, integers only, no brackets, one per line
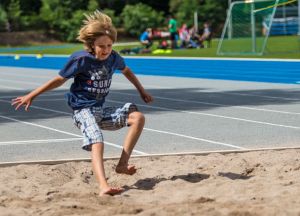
0,55,300,84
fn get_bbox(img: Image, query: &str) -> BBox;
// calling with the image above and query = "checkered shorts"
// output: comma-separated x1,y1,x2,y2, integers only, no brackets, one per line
73,103,138,151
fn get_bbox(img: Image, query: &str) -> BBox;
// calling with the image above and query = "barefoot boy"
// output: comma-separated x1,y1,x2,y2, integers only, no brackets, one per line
12,10,153,196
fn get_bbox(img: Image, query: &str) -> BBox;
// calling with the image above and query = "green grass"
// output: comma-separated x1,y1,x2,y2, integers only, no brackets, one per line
0,36,299,59
218,35,300,58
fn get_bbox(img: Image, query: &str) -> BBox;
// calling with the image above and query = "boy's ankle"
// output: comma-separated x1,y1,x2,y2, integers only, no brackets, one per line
116,162,128,168
115,164,137,175
100,182,110,190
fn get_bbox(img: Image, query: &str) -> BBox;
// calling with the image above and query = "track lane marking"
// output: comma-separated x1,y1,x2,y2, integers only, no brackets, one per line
0,138,83,145
0,98,244,149
112,91,300,115
107,99,300,130
0,114,147,155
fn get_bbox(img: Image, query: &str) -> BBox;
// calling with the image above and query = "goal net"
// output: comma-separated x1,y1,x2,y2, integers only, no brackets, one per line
217,0,300,56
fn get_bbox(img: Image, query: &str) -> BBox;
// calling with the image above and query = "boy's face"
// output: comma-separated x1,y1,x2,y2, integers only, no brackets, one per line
93,35,113,60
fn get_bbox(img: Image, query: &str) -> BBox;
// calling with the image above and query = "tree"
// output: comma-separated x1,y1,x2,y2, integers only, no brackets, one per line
169,0,201,27
169,0,228,36
121,3,164,36
7,0,21,31
101,8,120,27
66,9,86,42
87,0,99,11
197,0,228,31
0,6,8,31
39,0,88,41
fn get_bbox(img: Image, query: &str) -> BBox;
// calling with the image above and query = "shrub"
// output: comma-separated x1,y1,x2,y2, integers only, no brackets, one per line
121,3,164,36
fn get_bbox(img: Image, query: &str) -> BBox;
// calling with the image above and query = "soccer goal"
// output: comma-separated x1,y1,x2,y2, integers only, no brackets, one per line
217,0,300,56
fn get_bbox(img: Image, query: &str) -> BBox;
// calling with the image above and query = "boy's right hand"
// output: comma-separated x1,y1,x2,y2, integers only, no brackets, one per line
11,95,33,111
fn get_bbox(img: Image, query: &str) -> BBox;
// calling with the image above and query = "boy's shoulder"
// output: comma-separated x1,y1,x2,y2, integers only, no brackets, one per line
70,50,94,60
109,50,124,62
111,50,122,57
67,50,123,64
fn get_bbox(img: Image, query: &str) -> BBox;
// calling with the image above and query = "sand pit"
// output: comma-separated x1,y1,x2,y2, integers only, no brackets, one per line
1,149,300,216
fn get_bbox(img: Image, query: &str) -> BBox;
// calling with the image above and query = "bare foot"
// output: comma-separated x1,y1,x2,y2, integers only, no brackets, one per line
115,164,137,175
99,187,124,196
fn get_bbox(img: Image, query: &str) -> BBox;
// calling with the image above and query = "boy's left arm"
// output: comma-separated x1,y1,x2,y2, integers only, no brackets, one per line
122,67,153,103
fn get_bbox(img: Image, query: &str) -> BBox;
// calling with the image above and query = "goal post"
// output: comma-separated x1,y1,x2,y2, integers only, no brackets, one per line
217,0,300,56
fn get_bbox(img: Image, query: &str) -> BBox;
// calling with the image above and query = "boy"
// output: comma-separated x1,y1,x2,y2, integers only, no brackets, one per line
11,10,153,196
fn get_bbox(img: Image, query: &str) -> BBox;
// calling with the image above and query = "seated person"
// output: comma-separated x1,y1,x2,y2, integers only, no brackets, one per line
179,23,190,48
157,40,169,49
140,28,153,49
199,22,212,47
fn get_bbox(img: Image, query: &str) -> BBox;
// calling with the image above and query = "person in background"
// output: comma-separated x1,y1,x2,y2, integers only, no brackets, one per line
140,28,153,49
199,22,212,48
179,23,190,48
168,14,178,49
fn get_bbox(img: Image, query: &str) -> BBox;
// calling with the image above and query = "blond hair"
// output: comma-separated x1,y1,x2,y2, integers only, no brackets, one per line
77,10,117,53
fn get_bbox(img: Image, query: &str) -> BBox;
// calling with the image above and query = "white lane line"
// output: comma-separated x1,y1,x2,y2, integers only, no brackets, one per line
113,81,171,89
107,99,300,130
0,98,71,115
0,138,82,146
144,128,246,150
3,85,300,116
112,81,300,101
0,70,55,79
0,84,24,90
112,91,300,115
3,94,300,134
4,72,299,102
2,91,300,131
0,92,65,99
0,114,82,137
105,142,147,155
0,114,147,155
0,98,244,149
2,73,299,105
220,92,300,101
0,78,69,90
2,66,300,102
0,78,46,85
29,98,66,102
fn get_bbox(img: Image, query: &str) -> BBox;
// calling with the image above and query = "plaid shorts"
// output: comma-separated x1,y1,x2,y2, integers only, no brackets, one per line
73,103,138,151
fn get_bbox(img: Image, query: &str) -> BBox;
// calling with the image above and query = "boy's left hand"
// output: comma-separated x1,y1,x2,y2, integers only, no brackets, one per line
141,92,153,103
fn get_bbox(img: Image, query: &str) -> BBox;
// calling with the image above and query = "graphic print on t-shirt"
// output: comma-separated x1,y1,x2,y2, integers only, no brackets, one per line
87,65,112,95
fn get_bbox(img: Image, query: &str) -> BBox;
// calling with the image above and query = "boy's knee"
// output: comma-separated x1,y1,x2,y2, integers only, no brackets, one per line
129,111,145,126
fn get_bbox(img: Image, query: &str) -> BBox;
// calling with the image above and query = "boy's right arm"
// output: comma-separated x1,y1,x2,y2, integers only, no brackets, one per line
12,75,67,111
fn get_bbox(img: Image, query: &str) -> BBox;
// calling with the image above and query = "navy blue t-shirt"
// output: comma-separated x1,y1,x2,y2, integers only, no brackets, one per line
59,50,126,110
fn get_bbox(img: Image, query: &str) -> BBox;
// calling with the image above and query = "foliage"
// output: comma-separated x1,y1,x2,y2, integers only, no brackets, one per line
65,10,86,42
169,0,201,27
87,0,99,11
101,8,120,27
121,3,164,36
0,6,8,31
0,0,229,41
169,0,227,34
7,0,21,31
39,0,89,42
96,0,169,15
198,0,227,31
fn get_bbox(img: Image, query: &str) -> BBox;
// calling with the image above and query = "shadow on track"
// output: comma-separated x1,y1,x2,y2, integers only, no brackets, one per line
1,87,300,124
